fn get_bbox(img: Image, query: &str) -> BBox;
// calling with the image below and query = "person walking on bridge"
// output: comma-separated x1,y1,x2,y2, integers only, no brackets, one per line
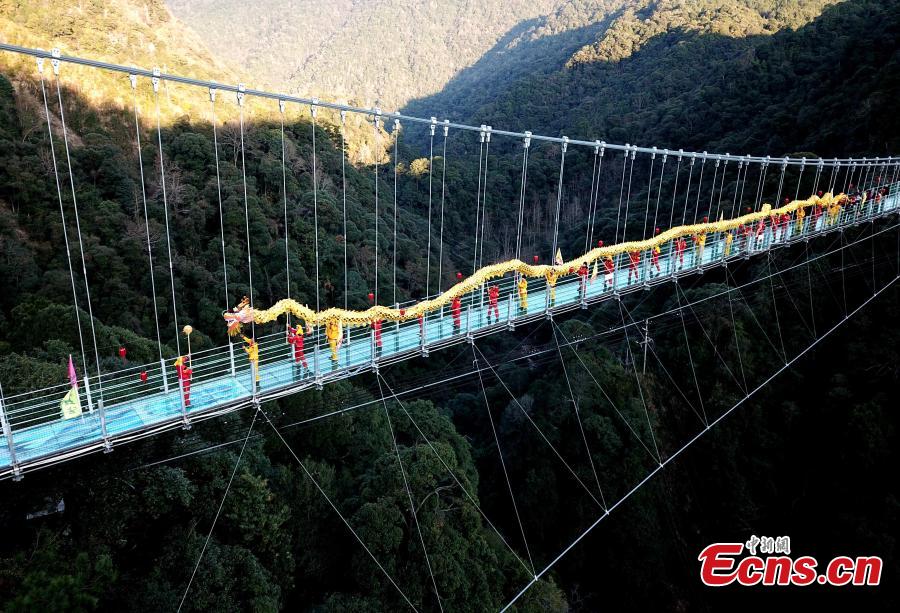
577,261,590,297
603,256,615,289
517,276,528,312
487,284,500,323
287,324,309,377
674,236,687,270
627,250,641,285
451,296,462,331
325,319,342,364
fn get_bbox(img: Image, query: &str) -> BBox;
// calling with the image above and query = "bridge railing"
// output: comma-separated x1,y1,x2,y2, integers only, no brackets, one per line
3,179,897,475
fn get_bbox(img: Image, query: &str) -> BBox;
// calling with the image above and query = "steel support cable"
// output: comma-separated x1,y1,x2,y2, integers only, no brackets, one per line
617,301,662,463
36,60,91,401
151,72,182,355
237,88,255,342
587,143,606,249
515,134,531,263
473,129,486,274
642,150,657,239
671,290,711,424
258,407,419,611
177,407,259,612
620,146,636,242
585,142,600,253
129,76,164,364
706,157,721,221
209,91,232,342
681,155,696,227
5,42,894,168
730,159,744,219
668,155,683,230
472,343,606,509
374,113,381,304
436,123,449,291
615,149,629,244
691,155,707,225
311,105,321,316
500,272,900,613
737,158,751,216
341,112,348,310
794,162,806,202
651,152,667,238
52,60,106,397
551,137,569,262
725,266,785,360
549,325,659,463
376,373,533,577
714,158,730,221
478,131,491,270
425,120,436,296
774,162,787,211
375,377,443,612
279,101,291,327
471,346,536,576
768,251,816,338
550,324,607,507
392,119,400,305
674,283,747,397
754,161,769,211
617,301,707,427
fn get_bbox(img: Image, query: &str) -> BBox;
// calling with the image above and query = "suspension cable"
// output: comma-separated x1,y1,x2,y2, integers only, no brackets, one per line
425,118,436,296
551,137,569,263
587,142,606,248
52,55,105,397
259,406,418,611
621,145,636,242
585,141,601,252
374,110,381,305
341,111,348,310
515,132,532,263
615,146,629,243
177,408,259,612
129,75,163,364
392,117,400,305
151,70,182,355
651,150,667,233
236,86,255,341
668,152,683,230
36,58,92,406
279,100,291,327
209,89,231,328
681,154,696,226
375,377,443,612
311,104,321,316
642,148,657,239
691,154,707,225
437,121,449,291
472,126,486,274
478,128,491,269
706,155,720,221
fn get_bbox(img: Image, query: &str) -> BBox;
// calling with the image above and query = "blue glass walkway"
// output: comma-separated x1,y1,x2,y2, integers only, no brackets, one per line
2,189,898,479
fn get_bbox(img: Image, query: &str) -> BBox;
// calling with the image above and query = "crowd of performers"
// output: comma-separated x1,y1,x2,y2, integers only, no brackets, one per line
203,184,889,387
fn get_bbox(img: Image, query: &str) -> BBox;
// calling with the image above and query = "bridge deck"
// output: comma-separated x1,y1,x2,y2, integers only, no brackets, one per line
2,190,898,478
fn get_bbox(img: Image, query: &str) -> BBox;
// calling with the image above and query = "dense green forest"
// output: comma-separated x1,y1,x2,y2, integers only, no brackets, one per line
1,0,899,610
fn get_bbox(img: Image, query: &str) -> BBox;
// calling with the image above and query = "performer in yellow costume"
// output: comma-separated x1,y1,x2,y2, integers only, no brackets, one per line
517,276,528,311
325,319,342,362
243,336,260,382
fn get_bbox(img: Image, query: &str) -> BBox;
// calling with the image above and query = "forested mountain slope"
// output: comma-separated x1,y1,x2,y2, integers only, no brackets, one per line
166,0,564,109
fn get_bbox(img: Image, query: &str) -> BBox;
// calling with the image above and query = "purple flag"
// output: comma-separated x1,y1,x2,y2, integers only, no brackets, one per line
67,355,78,388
